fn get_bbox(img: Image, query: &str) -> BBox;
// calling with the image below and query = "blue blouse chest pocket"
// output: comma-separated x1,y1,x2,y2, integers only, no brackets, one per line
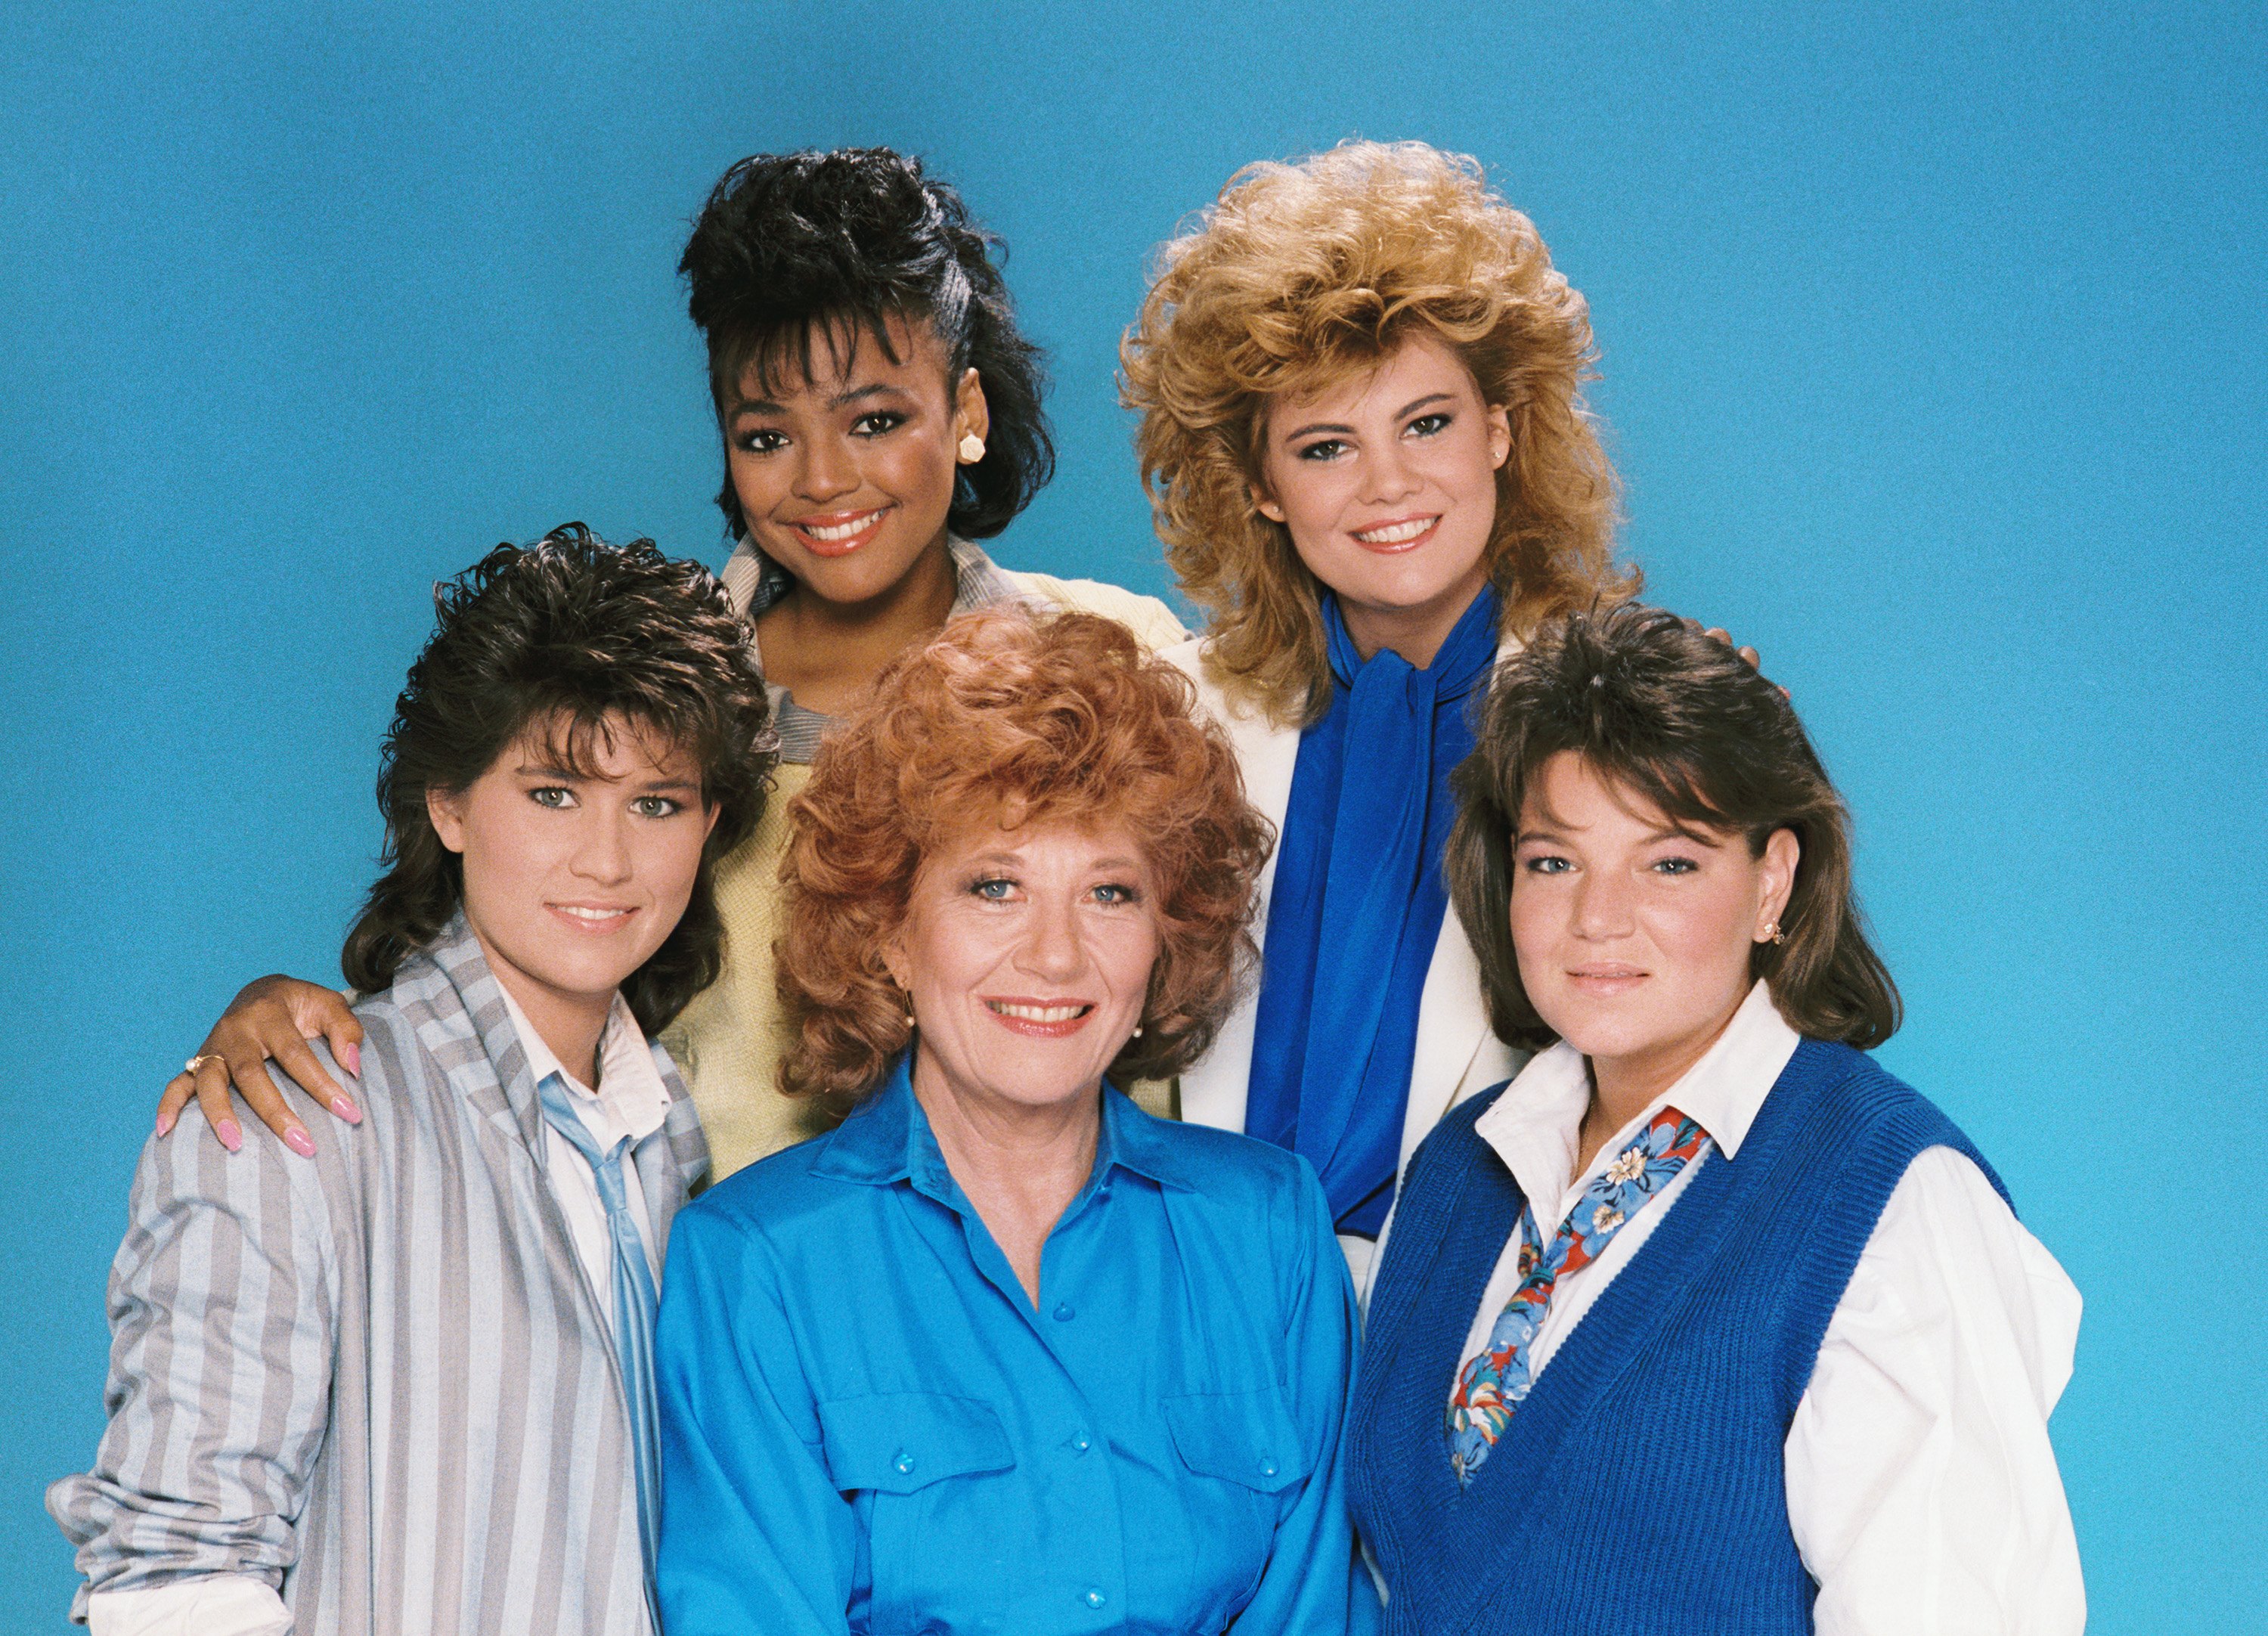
817,1391,1018,1633
1163,1387,1312,1623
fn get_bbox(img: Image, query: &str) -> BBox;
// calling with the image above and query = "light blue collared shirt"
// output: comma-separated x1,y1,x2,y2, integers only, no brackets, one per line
655,1059,1377,1636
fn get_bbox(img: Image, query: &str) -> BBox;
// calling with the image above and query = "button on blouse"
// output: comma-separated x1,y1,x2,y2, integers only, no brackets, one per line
654,1061,1376,1636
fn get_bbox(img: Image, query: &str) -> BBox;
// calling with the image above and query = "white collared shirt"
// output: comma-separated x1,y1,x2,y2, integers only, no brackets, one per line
497,985,671,1304
1441,981,2087,1634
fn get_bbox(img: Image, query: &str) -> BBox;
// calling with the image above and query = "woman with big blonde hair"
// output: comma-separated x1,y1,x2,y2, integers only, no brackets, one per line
1123,141,1640,1277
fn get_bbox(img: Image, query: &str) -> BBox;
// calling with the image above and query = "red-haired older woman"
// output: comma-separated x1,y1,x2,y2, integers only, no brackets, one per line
653,609,1377,1636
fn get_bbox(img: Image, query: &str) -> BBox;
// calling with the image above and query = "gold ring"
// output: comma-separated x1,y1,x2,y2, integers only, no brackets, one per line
184,1053,224,1075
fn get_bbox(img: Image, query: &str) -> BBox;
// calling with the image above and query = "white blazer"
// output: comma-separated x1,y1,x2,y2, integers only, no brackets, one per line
1163,634,1527,1284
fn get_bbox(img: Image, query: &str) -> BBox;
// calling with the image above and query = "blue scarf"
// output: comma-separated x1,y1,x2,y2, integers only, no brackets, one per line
1245,584,1501,1237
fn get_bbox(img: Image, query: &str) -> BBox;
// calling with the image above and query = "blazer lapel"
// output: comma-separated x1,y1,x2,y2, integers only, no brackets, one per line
1400,914,1499,1170
1167,637,1301,1136
634,1046,711,1255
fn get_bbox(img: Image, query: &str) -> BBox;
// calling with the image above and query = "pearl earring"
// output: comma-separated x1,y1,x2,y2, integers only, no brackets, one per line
957,432,986,463
1762,921,1786,945
1132,1024,1143,1039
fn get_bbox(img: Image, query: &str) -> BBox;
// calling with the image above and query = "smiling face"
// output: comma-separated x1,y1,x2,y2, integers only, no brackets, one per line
722,311,989,608
884,819,1161,1117
1253,330,1511,665
1510,751,1798,1101
428,711,718,1051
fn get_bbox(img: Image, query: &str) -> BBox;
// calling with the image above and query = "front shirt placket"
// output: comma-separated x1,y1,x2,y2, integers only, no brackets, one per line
910,1152,1133,1628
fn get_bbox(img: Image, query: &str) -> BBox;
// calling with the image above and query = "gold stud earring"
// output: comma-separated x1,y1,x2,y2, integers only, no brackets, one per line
1762,921,1786,945
957,432,985,463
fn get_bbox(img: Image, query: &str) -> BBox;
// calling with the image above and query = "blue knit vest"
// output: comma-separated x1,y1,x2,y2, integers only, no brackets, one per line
1348,1039,2009,1636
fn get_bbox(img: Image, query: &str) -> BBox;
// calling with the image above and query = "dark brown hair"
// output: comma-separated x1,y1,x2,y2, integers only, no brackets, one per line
680,147,1053,543
343,524,777,1033
1447,602,1900,1050
778,607,1274,1101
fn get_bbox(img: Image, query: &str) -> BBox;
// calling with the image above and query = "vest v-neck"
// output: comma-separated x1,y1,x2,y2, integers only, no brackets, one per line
1358,1044,1835,1573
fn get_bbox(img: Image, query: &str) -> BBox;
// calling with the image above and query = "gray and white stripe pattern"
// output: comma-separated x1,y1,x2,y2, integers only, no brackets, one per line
49,914,708,1634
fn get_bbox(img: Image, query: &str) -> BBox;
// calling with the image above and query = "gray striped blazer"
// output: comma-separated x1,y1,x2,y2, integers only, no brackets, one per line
48,913,708,1633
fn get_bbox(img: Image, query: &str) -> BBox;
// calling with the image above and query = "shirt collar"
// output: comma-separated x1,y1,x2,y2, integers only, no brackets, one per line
494,982,672,1145
810,1056,1201,1194
1474,979,1801,1210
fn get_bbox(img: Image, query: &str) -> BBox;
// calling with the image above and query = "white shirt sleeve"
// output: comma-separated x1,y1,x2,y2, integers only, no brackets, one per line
88,1576,293,1635
1787,1145,2086,1634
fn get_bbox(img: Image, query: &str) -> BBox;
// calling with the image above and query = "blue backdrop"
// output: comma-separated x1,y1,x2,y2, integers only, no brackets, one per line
5,3,2263,1628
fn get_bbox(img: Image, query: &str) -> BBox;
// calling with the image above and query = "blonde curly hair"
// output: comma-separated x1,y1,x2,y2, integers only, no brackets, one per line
1121,140,1635,723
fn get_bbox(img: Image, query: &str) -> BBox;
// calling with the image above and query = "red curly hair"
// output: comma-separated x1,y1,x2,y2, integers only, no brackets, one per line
778,607,1275,1101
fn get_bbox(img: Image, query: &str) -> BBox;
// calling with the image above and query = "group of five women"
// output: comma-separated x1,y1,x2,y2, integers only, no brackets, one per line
54,140,2083,1634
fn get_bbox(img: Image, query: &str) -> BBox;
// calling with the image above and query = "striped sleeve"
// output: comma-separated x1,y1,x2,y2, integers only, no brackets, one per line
48,1116,342,1611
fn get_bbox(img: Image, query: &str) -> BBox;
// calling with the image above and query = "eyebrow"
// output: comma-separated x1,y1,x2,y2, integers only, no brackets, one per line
727,380,912,419
1280,392,1457,443
513,763,702,794
955,852,1148,873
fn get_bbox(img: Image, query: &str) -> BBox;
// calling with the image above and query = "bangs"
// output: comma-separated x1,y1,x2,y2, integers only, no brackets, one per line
713,307,913,404
509,701,709,794
1516,745,1749,847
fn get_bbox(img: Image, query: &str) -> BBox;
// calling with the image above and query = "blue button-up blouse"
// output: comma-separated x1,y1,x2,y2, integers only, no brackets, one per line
655,1060,1377,1636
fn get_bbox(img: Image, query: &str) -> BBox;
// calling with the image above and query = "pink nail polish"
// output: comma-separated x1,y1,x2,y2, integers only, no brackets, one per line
284,1127,317,1158
342,1043,361,1077
155,1111,175,1138
216,1119,243,1153
333,1096,363,1125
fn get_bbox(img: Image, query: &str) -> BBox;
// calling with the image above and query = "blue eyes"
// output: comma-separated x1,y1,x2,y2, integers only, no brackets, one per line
1517,854,1701,876
1290,414,1452,462
966,878,1141,905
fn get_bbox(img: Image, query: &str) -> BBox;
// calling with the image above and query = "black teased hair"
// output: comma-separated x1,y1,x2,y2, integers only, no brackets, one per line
342,524,777,1034
680,147,1054,541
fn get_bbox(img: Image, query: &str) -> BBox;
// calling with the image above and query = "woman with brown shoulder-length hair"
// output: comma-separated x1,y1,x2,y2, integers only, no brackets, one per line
1121,140,1646,1281
654,609,1378,1636
1349,602,2084,1635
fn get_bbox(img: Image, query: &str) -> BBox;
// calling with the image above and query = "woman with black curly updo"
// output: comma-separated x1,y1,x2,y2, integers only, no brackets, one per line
163,148,1183,1180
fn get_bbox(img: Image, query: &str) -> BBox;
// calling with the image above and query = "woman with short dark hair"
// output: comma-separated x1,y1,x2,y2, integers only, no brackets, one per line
53,527,776,1636
1349,603,2083,1634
